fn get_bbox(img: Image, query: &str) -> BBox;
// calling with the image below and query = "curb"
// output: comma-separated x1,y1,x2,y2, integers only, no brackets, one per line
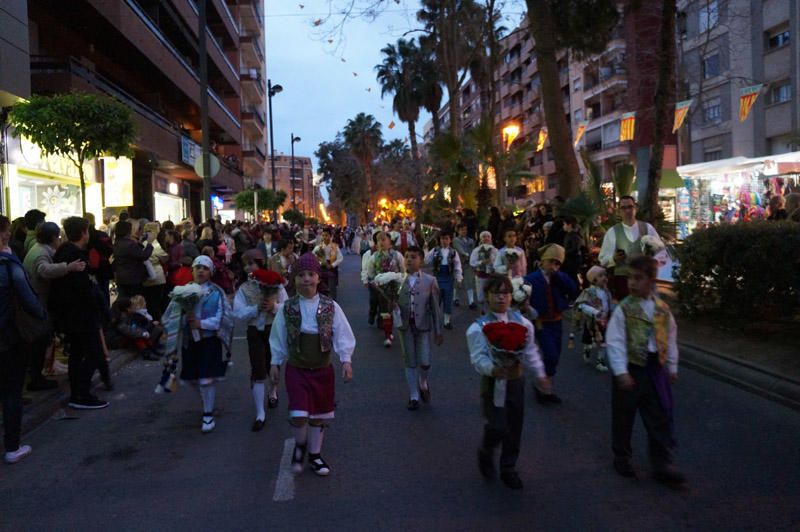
20,349,140,437
679,341,800,412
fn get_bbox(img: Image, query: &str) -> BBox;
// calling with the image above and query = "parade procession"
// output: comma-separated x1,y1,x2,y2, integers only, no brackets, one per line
1,1,799,530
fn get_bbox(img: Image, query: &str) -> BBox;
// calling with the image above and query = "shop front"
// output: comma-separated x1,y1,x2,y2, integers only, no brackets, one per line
4,134,103,222
153,172,190,223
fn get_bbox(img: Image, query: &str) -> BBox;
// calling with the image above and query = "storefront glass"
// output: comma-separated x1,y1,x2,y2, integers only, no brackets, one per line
154,192,186,222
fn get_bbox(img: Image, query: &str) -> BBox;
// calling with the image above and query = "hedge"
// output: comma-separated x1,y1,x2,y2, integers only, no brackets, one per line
674,221,800,317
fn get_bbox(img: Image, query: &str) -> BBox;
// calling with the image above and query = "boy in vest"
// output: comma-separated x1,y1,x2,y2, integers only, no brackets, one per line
453,223,477,309
425,232,463,329
493,229,527,278
605,256,685,485
269,253,356,476
467,275,549,490
523,244,578,405
396,246,444,410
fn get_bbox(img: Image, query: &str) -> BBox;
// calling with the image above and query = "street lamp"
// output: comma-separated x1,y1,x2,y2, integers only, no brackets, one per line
268,80,283,220
291,133,301,211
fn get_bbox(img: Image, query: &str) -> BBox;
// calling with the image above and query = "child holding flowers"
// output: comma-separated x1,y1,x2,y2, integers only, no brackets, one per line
575,265,613,372
469,231,498,314
493,229,527,278
366,231,405,347
233,267,288,431
466,274,549,490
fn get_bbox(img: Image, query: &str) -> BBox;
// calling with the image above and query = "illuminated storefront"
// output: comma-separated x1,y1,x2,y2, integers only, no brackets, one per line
153,174,189,223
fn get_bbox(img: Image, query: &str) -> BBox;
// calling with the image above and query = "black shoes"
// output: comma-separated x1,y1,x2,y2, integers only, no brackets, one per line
68,395,109,410
368,315,375,325
291,444,307,474
268,397,279,409
534,387,562,405
251,418,265,432
614,459,637,478
653,464,687,485
309,453,331,476
419,384,431,403
478,448,496,479
27,379,58,392
500,470,524,490
407,399,419,411
469,303,478,310
444,322,453,330
453,299,460,307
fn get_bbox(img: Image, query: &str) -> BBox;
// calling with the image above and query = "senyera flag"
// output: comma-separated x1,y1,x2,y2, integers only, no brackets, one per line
573,121,588,147
739,85,763,122
536,127,548,152
672,99,693,133
619,112,636,142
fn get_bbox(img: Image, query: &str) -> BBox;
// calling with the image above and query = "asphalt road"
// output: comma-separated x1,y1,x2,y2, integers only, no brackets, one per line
2,255,799,531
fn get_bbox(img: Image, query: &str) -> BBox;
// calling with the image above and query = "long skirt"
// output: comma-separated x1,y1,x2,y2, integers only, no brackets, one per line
180,335,227,382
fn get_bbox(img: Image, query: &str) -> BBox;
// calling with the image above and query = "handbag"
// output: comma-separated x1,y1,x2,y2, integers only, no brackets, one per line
143,259,157,281
4,262,52,345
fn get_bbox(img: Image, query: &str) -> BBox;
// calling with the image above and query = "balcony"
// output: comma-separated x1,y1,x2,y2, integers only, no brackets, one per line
240,33,264,68
588,140,631,161
240,68,265,104
242,141,266,175
241,106,266,140
583,70,627,101
239,0,264,34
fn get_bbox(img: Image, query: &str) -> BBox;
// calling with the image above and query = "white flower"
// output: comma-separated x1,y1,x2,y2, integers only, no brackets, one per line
640,235,665,256
374,272,405,285
41,186,66,207
171,283,205,298
494,264,508,275
511,276,531,303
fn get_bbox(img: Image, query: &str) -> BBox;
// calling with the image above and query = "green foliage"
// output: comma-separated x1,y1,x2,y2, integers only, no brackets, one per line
612,163,636,202
9,92,136,214
579,148,604,206
282,208,305,226
316,137,367,217
375,38,423,125
549,0,621,58
558,191,602,240
234,188,287,217
674,222,800,317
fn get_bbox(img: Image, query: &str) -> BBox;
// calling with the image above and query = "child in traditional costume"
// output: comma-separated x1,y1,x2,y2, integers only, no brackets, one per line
523,244,578,405
395,246,443,410
424,231,463,329
366,231,405,346
575,265,612,372
162,255,233,433
605,256,685,485
469,231,498,315
467,274,549,490
453,223,477,309
493,229,527,278
313,227,344,300
269,253,356,476
233,267,287,431
361,232,380,326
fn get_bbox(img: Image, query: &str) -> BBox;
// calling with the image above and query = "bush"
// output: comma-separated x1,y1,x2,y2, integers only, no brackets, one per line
282,208,305,226
674,221,800,317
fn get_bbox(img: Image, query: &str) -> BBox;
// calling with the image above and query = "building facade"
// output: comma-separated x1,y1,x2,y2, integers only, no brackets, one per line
2,0,269,223
270,154,318,219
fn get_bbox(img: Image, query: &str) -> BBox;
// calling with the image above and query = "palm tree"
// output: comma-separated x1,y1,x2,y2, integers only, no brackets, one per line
342,113,383,221
417,45,444,137
376,38,425,214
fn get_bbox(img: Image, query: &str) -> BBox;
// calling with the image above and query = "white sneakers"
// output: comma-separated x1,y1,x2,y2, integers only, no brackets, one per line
4,445,32,465
201,416,216,433
383,338,392,347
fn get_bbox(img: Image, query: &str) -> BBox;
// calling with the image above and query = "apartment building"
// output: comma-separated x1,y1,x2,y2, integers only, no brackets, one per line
3,0,268,223
271,154,318,219
679,0,799,162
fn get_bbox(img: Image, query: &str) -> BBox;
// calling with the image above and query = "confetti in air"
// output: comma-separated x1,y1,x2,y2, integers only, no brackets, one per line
353,72,358,77
313,19,322,26
388,121,396,129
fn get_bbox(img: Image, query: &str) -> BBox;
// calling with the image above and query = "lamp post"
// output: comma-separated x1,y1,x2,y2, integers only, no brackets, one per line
267,80,283,220
290,133,301,211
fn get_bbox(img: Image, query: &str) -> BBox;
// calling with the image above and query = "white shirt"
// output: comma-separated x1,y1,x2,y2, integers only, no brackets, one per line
361,249,374,283
269,294,356,365
605,296,679,376
494,246,527,277
598,221,666,268
466,312,545,379
232,283,289,330
318,242,343,268
579,289,611,317
424,247,463,282
469,244,498,272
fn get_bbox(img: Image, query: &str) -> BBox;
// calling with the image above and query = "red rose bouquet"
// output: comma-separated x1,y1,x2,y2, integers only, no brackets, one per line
482,321,528,367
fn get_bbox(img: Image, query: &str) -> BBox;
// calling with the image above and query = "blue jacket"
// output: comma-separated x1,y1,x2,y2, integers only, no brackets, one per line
523,269,578,319
0,251,47,350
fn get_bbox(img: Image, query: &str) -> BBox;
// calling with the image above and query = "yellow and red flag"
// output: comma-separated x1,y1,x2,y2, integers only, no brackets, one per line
739,85,762,122
573,121,588,147
672,99,693,133
619,112,636,142
536,127,548,152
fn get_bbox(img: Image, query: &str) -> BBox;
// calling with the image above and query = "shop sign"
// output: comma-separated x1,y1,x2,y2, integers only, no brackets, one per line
10,135,96,182
181,136,200,166
102,156,133,207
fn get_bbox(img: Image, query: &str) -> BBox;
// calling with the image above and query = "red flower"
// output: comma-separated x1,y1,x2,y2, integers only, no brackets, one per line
482,321,528,352
251,269,285,286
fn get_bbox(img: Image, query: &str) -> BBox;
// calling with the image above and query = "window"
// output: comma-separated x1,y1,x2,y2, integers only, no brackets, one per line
574,109,584,122
703,149,722,162
770,81,791,104
702,97,722,124
698,0,719,33
703,53,720,79
548,176,558,190
767,28,790,50
573,77,582,92
509,68,522,85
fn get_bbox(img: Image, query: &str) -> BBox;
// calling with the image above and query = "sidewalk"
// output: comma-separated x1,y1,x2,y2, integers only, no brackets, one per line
14,348,140,437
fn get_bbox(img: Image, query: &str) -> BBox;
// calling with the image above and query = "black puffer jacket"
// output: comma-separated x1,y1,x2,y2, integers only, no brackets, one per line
113,237,153,285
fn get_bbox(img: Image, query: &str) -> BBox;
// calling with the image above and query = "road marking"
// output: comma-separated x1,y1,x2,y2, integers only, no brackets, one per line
273,438,296,502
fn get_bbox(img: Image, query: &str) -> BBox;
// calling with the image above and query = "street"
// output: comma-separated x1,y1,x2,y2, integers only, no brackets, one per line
2,255,799,531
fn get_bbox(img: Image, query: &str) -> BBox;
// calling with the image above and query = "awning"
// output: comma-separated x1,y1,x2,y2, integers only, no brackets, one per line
660,168,684,188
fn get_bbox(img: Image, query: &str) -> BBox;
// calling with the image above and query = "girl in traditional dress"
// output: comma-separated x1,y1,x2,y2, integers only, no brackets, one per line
366,231,406,346
469,231,498,315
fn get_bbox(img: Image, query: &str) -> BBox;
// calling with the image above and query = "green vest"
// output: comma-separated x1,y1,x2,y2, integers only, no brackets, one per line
620,296,671,367
613,221,648,277
284,294,335,368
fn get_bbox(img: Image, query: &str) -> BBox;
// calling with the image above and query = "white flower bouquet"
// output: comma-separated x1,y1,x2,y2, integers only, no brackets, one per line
511,277,532,304
640,235,665,257
477,244,494,273
504,249,521,265
170,283,205,342
373,272,406,307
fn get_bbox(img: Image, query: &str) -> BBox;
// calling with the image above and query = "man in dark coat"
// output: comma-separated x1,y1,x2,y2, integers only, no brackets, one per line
112,220,154,298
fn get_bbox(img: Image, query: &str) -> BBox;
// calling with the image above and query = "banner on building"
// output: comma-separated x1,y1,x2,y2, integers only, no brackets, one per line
739,84,763,122
573,121,588,147
619,112,636,142
536,127,548,152
102,156,133,207
672,99,693,133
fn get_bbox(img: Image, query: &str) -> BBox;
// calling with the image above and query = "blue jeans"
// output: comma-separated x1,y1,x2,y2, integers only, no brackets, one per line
437,265,454,315
535,320,563,377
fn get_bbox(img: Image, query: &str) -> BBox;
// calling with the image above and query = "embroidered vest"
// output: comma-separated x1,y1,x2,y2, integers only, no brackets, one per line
432,247,454,278
284,294,335,367
620,296,671,366
372,249,399,275
613,221,647,277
